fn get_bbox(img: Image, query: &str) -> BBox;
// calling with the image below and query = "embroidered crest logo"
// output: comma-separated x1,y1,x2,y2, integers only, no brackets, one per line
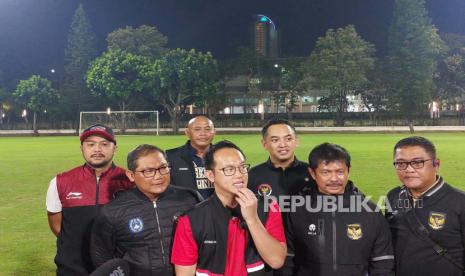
428,212,446,230
128,218,144,233
347,223,362,240
257,184,272,197
65,192,82,200
308,224,317,235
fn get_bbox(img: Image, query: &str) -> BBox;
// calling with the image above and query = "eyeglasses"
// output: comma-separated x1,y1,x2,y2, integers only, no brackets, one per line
135,165,170,178
393,159,432,170
216,164,251,176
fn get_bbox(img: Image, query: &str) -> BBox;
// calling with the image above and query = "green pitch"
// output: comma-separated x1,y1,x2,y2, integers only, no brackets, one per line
1,133,465,274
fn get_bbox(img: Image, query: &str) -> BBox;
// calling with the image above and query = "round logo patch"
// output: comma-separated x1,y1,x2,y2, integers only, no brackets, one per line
257,183,272,197
129,218,144,233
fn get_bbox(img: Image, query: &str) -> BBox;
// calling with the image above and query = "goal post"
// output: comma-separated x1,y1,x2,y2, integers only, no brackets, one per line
79,110,159,135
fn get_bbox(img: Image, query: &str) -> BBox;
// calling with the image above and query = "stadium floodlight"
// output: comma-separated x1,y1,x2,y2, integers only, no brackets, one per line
79,110,159,135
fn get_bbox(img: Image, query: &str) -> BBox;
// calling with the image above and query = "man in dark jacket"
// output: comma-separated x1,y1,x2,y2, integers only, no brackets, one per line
285,143,394,276
386,136,465,276
91,144,200,275
166,116,215,200
46,124,133,275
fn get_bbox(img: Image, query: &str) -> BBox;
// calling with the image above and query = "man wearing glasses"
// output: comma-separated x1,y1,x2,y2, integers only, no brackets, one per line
46,124,133,275
171,140,287,276
91,144,200,275
386,136,465,276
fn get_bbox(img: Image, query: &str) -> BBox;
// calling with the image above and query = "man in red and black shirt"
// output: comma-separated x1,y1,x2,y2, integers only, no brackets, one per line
171,140,287,276
46,124,133,275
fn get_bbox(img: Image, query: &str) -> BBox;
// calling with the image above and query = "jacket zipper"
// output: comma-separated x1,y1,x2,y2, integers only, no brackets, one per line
95,175,100,205
153,201,166,265
332,210,337,272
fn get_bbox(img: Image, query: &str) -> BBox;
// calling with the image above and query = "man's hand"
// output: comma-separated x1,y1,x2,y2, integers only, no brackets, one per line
235,188,259,224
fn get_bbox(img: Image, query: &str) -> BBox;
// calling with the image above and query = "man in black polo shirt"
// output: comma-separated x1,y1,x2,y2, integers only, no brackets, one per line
249,118,312,200
386,136,465,276
249,119,312,275
166,116,215,200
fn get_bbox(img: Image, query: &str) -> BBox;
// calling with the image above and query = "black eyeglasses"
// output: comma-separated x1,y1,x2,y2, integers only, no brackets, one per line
216,164,251,176
135,165,170,178
393,159,432,170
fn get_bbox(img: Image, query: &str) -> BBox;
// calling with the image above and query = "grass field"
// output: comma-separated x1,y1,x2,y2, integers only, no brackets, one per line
1,132,465,275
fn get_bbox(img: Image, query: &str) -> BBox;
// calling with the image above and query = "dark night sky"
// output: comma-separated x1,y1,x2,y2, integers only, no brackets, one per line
1,0,465,87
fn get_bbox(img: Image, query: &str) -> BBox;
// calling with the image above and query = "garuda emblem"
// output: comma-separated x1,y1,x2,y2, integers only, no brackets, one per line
428,212,446,230
347,223,362,240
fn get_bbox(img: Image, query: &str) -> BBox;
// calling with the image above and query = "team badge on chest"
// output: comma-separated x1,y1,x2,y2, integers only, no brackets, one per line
129,218,144,233
347,223,362,240
428,212,446,230
257,184,272,197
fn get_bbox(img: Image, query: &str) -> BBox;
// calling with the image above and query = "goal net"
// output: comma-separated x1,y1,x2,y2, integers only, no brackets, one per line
79,110,159,135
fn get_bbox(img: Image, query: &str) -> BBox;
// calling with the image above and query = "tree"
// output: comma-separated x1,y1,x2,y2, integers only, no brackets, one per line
305,25,375,126
385,0,445,131
355,64,390,122
274,60,308,119
152,48,219,134
223,46,276,116
13,75,59,133
63,3,98,127
107,25,168,59
434,33,465,108
86,50,155,131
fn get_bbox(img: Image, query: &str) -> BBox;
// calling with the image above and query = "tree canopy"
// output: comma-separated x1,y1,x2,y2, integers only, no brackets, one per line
107,25,168,59
306,25,375,126
13,75,59,133
86,50,155,111
385,0,445,129
152,48,219,133
63,3,98,124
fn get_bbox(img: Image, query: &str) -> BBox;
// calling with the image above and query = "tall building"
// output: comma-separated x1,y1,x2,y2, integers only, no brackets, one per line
253,14,279,58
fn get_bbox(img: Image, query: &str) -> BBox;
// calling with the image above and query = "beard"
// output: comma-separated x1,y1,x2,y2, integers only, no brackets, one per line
86,157,112,169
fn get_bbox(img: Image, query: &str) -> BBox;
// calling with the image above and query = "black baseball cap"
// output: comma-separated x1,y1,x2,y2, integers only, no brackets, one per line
80,124,116,144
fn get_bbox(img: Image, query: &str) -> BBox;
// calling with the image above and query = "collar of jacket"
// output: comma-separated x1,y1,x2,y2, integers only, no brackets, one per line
265,156,301,170
81,162,116,177
401,176,448,208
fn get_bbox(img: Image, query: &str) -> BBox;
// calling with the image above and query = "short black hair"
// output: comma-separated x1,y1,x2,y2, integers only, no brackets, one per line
204,140,245,170
393,136,436,159
261,118,296,138
127,144,167,171
308,143,351,169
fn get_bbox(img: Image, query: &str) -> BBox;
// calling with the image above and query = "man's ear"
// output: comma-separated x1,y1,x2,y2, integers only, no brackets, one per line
205,169,215,183
433,159,440,168
308,167,316,181
261,138,266,149
125,170,135,183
